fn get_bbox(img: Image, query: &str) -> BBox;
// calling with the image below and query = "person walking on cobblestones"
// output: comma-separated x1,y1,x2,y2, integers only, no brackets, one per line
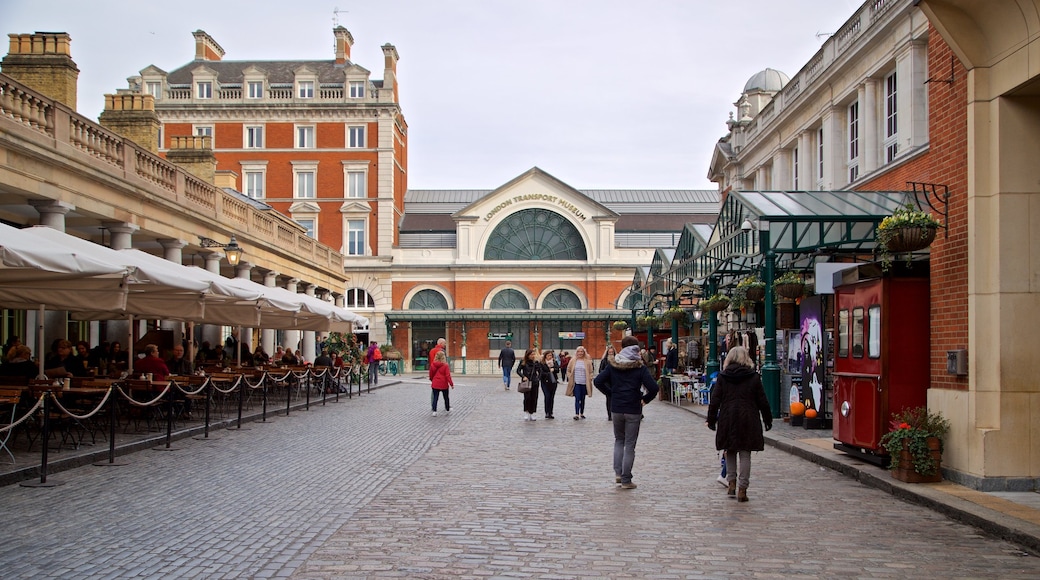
517,348,544,421
599,345,616,420
594,335,659,489
541,350,560,419
706,346,772,502
498,340,516,391
428,350,453,416
366,341,382,385
565,345,594,420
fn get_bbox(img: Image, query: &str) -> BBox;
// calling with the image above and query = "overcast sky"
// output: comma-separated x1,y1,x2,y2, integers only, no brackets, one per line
5,0,861,189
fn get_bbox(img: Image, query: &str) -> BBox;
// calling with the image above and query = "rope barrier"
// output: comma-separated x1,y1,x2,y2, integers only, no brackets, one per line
47,388,113,421
0,392,45,434
115,384,171,407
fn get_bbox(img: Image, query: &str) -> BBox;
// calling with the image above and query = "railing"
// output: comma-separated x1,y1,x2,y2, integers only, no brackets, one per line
0,366,369,486
0,73,349,280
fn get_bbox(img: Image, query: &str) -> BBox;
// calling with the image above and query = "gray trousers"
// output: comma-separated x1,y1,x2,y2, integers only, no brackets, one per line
725,449,752,489
612,413,642,484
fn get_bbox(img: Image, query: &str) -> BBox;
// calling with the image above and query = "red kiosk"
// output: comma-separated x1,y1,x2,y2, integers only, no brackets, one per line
832,264,930,464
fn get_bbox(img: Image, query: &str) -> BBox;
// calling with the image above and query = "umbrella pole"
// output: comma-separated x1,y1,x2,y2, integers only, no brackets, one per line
127,314,134,376
36,304,45,379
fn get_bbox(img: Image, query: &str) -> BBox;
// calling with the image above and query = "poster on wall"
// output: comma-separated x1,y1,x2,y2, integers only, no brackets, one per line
799,296,827,414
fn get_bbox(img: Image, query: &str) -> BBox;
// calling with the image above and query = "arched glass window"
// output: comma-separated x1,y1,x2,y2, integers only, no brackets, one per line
484,209,587,261
344,288,375,309
490,289,530,309
622,293,639,310
408,289,448,310
543,289,581,309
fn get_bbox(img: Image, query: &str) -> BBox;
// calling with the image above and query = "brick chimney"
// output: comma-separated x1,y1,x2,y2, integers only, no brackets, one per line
193,30,225,61
334,26,354,64
166,135,217,183
214,170,239,190
2,32,79,110
98,93,161,154
381,44,399,102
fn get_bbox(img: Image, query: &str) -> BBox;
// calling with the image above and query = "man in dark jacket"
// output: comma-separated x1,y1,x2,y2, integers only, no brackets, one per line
498,340,516,391
593,335,659,489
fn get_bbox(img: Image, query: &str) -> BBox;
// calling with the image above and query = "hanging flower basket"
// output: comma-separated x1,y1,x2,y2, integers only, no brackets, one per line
663,307,688,324
876,203,942,269
636,315,660,329
773,272,805,299
700,294,730,312
745,286,765,302
612,320,629,331
882,226,938,253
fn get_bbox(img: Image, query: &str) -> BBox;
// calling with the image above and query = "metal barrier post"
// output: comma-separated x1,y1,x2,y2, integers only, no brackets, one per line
22,392,64,487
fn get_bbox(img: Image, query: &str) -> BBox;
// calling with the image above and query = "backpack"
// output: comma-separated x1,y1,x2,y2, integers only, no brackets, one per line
372,347,382,361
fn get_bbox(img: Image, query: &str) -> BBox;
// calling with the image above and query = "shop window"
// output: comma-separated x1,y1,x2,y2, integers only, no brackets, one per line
868,305,881,359
852,307,864,358
838,309,849,358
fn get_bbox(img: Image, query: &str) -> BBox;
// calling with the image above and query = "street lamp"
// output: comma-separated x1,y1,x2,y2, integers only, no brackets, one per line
199,235,244,266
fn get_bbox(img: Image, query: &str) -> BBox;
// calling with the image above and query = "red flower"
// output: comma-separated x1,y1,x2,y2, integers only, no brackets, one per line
899,422,911,430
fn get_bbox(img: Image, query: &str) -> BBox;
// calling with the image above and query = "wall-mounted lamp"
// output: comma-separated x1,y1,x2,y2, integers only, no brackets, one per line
199,235,244,267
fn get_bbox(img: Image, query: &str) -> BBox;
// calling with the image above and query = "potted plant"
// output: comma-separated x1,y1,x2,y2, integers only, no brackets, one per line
637,314,660,329
773,271,805,299
737,277,766,302
880,406,951,483
876,203,941,270
612,320,629,331
663,306,687,324
699,293,730,312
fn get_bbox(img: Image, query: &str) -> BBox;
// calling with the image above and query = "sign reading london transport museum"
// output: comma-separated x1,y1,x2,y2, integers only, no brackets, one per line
484,194,588,222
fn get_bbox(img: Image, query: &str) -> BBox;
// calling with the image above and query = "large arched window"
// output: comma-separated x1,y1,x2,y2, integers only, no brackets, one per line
344,288,375,309
622,293,639,310
543,289,581,309
490,289,530,309
408,289,449,310
484,209,587,260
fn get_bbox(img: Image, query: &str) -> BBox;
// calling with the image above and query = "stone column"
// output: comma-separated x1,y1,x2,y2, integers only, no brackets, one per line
158,239,189,351
333,293,345,308
29,200,74,232
262,271,280,357
199,251,224,348
235,262,254,357
303,284,318,363
283,278,300,357
104,221,139,250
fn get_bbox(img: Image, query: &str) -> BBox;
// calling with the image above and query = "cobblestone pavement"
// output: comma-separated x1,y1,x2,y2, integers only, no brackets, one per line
2,376,1040,579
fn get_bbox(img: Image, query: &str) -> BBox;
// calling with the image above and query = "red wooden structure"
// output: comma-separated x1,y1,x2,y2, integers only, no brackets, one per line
832,265,930,464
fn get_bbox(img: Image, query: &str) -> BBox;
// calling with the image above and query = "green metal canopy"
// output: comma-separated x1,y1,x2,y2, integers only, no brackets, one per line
676,190,917,289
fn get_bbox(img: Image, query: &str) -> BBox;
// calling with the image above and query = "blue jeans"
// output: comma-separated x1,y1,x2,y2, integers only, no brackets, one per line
431,388,450,412
368,360,379,383
612,413,642,484
502,366,511,388
573,384,587,415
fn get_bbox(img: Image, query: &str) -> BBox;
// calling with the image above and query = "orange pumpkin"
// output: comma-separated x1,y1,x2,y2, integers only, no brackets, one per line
805,408,818,419
790,402,806,416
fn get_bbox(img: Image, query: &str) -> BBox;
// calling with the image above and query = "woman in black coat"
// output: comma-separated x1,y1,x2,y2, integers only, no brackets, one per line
516,348,544,421
706,346,772,502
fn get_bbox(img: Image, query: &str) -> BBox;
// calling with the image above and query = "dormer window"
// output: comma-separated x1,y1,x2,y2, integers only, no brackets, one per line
349,81,365,98
247,81,263,99
197,81,212,99
298,80,314,99
146,81,162,99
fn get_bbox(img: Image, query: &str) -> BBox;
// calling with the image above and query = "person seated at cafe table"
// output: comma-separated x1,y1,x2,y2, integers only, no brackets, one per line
252,345,270,366
313,348,334,367
166,344,193,376
108,341,129,374
72,340,94,376
281,347,300,366
0,344,38,379
134,344,170,381
44,339,81,378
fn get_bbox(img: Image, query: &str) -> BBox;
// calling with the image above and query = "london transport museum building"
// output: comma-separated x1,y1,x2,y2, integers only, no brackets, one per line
1,0,1038,491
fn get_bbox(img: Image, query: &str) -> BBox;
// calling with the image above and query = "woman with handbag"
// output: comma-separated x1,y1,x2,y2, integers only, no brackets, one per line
516,348,543,421
540,350,559,419
565,345,595,420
